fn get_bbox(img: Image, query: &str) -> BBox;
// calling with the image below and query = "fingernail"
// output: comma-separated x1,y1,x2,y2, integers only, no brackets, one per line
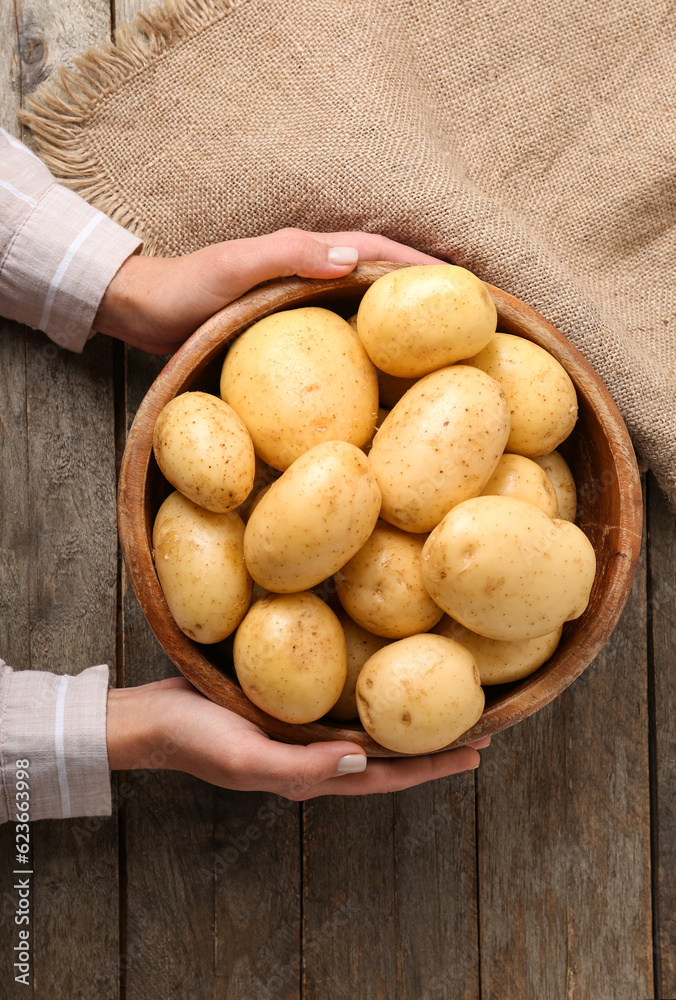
328,246,359,266
337,754,367,774
475,736,491,749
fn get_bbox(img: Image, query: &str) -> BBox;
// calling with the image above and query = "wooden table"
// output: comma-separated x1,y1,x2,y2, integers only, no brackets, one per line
1,3,674,998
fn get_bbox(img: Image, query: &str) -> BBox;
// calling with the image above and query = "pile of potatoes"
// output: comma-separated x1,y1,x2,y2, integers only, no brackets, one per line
151,264,596,754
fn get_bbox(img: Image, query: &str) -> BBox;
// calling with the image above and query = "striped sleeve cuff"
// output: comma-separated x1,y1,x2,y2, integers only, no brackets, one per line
0,184,142,352
0,661,112,825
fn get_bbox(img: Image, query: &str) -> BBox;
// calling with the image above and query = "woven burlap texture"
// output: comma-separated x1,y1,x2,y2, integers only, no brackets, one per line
22,0,676,502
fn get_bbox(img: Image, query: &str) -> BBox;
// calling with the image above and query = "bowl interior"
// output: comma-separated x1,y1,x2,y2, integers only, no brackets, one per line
119,263,643,756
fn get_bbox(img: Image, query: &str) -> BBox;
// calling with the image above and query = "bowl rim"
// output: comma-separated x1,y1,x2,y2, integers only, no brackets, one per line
118,261,643,756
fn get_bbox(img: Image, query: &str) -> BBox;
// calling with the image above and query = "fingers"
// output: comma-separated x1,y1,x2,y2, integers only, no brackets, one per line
234,737,369,800
102,226,446,354
199,228,359,295
198,226,446,303
309,230,446,267
310,745,484,798
237,731,490,801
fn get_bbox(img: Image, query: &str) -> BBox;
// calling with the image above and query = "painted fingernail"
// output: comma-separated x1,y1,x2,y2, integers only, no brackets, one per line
337,754,367,774
328,246,359,266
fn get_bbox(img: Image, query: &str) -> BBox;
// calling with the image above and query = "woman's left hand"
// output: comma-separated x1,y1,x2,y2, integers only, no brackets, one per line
94,227,444,354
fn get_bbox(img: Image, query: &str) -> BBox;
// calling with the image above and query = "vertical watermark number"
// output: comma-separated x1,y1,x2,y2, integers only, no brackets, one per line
13,759,31,987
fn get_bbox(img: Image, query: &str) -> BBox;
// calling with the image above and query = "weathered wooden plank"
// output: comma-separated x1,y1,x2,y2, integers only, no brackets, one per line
121,345,217,1000
394,775,480,1000
302,794,398,1000
0,11,32,956
0,332,119,1000
114,0,149,27
0,322,30,671
478,489,652,1000
214,790,301,1000
557,522,651,1000
0,318,32,988
647,474,676,999
477,704,569,999
0,0,20,134
3,0,110,143
1,0,121,994
300,773,479,1000
27,330,120,1000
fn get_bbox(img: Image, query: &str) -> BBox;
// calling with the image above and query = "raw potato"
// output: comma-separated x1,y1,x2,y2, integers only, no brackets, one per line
356,634,485,754
480,453,559,516
244,441,381,593
153,391,255,513
465,333,577,457
153,491,252,643
356,264,497,377
328,612,391,721
335,521,444,638
369,365,510,532
234,592,347,724
220,306,378,470
421,495,596,641
434,615,563,685
533,450,577,521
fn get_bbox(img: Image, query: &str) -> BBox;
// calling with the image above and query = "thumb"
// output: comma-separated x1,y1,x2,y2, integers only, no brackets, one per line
199,227,361,302
246,738,368,800
247,227,361,280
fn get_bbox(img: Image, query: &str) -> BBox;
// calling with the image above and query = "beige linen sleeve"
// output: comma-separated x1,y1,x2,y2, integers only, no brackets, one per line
0,660,111,825
0,128,142,352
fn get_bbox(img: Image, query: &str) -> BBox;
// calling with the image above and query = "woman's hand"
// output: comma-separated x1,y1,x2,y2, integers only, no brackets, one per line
107,678,489,800
94,227,443,355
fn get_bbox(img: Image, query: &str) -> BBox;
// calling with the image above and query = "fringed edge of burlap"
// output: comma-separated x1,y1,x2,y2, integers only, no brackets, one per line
18,0,239,256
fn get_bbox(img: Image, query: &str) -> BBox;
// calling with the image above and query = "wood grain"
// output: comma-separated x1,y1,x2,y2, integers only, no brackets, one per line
0,0,19,135
1,1,120,994
0,328,120,1000
648,474,676,999
0,319,32,990
478,704,568,999
302,794,399,1000
478,484,652,1000
393,775,480,1000
27,332,121,1000
114,0,154,28
214,790,301,1000
302,775,478,1000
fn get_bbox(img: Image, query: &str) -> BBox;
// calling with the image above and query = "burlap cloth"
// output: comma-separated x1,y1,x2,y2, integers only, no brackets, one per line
22,0,676,502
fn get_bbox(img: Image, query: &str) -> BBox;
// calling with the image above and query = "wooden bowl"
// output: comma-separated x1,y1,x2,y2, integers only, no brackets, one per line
118,262,642,756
